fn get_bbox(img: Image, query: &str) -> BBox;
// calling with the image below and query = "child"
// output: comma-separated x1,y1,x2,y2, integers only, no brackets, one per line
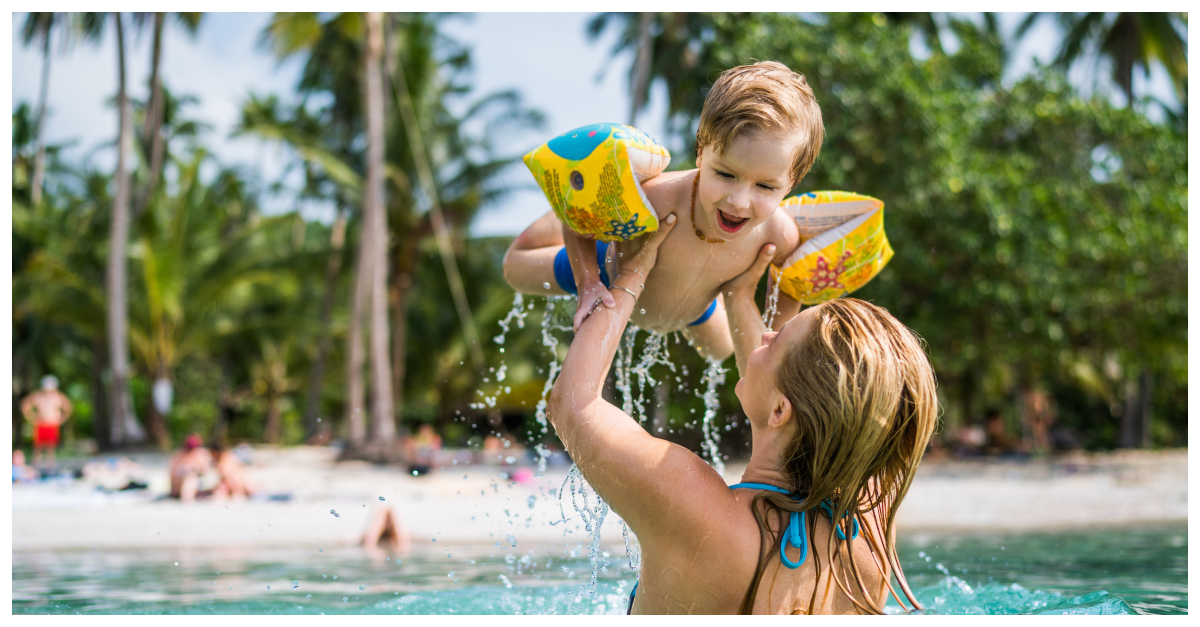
503,61,822,361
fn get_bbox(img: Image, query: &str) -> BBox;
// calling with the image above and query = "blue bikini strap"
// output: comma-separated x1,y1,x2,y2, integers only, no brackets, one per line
729,483,860,568
730,483,809,569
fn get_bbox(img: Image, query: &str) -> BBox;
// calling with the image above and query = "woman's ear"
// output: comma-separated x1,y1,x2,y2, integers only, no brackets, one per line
769,391,793,429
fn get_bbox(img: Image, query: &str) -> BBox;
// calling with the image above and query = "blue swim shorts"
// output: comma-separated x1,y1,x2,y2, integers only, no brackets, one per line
553,243,717,327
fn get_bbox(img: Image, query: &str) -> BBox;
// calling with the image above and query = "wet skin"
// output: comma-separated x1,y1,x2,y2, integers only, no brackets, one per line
547,224,890,614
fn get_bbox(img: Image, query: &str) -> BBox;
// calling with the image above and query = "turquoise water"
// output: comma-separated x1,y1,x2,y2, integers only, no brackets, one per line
13,524,1185,614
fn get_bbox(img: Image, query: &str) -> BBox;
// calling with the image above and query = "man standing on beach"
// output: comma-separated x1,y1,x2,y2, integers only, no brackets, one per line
20,375,73,476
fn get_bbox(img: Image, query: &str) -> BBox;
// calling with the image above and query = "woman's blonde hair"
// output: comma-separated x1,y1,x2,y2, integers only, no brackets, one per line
739,298,939,614
696,61,825,187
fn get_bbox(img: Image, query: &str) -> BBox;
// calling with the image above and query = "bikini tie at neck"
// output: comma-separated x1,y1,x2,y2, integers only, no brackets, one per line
730,482,860,570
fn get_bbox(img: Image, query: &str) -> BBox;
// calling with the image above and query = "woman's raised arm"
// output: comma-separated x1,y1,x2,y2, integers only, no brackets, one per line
546,215,725,533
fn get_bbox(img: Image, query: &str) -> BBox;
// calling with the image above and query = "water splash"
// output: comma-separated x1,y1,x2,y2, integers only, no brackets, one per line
762,277,782,330
557,466,609,603
621,519,641,571
531,297,574,471
698,358,728,475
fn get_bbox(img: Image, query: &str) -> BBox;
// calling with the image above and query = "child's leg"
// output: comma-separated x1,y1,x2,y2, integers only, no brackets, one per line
503,210,571,296
680,294,734,363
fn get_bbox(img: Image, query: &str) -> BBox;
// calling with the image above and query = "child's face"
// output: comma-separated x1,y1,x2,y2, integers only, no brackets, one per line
695,128,796,241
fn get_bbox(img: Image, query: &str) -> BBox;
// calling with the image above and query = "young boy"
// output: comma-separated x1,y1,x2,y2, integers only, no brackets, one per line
503,61,822,361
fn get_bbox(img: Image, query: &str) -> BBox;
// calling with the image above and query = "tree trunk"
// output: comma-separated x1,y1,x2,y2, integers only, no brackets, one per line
303,204,348,440
628,12,655,127
146,371,172,450
31,25,51,206
1138,370,1152,447
213,357,233,444
13,354,27,449
132,12,165,220
264,390,282,444
107,12,145,446
1119,369,1153,448
390,237,416,433
90,336,111,451
344,212,371,448
365,12,395,445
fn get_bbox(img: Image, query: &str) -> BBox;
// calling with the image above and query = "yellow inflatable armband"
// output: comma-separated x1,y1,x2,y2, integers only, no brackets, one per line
524,123,670,242
771,191,893,305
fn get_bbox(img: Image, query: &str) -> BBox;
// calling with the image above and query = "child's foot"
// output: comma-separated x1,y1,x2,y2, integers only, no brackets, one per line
573,280,617,331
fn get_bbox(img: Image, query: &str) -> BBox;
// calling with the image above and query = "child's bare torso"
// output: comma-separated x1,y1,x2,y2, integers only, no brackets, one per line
613,169,792,333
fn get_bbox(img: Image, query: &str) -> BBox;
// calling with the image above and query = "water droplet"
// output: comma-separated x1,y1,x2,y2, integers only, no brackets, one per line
431,538,437,542
505,554,516,564
639,308,646,314
378,496,385,501
412,470,418,476
343,597,348,603
359,585,366,591
323,574,327,578
507,534,518,547
292,580,299,589
543,282,551,289
330,509,339,517
174,562,178,566
306,594,312,599
333,575,338,580
267,585,271,590
527,495,537,509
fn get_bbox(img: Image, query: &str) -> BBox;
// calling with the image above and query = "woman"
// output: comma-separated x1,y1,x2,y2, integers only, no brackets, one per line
547,214,937,614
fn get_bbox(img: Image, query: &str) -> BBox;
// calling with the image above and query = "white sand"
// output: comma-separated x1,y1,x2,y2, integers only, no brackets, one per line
11,446,1186,551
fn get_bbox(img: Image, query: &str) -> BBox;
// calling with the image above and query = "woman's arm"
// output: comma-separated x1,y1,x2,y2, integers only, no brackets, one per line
548,215,728,535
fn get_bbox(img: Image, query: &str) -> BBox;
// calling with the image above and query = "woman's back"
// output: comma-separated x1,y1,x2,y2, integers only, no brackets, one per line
628,475,890,614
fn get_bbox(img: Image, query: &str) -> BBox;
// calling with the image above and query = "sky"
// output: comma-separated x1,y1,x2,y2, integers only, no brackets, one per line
10,12,1181,237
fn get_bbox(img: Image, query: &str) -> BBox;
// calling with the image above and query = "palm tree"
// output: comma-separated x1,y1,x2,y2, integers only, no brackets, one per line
260,12,376,448
130,12,203,219
1016,12,1188,106
129,149,304,448
362,12,395,444
234,94,360,442
19,12,63,207
107,11,145,445
381,12,543,433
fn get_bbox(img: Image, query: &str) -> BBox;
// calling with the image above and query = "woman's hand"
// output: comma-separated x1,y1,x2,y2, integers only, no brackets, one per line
720,243,776,302
614,213,677,290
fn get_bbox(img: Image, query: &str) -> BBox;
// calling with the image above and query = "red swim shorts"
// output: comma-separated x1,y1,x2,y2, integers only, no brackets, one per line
33,423,60,447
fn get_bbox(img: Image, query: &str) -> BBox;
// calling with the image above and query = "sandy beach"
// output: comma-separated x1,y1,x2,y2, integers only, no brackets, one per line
11,446,1186,552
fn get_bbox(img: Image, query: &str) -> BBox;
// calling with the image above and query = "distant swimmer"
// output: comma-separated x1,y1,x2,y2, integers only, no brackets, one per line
20,375,73,476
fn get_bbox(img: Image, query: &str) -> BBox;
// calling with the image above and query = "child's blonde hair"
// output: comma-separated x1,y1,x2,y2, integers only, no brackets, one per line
696,61,824,187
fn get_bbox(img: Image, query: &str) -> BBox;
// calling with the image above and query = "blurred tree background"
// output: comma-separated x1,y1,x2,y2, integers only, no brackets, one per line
12,12,1187,458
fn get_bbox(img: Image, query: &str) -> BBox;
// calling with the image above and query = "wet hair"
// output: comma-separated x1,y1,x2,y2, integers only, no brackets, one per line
695,61,825,187
739,298,939,614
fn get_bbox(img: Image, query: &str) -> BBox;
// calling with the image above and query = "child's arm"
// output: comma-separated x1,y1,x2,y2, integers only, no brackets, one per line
563,224,617,332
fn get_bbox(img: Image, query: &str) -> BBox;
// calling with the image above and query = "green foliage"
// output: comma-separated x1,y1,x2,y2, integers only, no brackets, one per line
12,13,1186,454
590,12,1186,449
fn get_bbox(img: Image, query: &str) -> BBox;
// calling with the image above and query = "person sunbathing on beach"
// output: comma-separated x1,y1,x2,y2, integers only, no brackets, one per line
209,440,255,499
504,61,821,360
547,216,938,614
168,434,213,502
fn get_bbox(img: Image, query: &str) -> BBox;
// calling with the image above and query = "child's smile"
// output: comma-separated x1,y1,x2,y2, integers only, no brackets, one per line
696,127,798,241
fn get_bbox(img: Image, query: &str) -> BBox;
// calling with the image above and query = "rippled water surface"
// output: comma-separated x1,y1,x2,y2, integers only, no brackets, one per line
13,524,1185,614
